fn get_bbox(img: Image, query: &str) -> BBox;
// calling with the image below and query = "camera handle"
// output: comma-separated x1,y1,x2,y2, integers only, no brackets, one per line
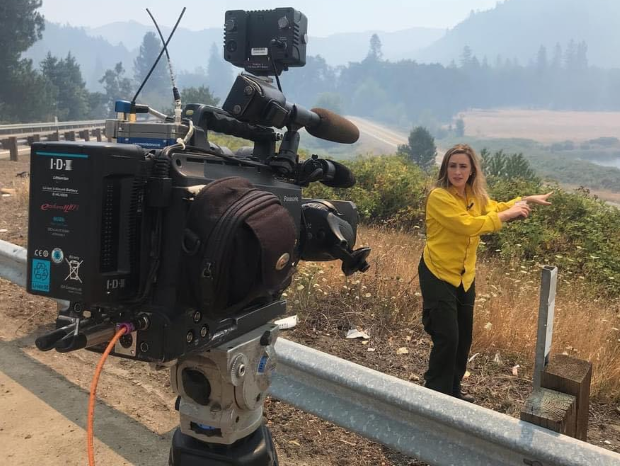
168,323,279,465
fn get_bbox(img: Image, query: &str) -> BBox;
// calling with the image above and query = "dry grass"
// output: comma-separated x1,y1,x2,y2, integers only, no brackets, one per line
461,108,620,143
290,225,620,401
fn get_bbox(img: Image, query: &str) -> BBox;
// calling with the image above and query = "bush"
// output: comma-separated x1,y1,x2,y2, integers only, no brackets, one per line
485,181,620,295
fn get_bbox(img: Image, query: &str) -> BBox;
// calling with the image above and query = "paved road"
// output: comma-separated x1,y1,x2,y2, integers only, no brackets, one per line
348,116,446,162
0,336,171,465
347,116,408,150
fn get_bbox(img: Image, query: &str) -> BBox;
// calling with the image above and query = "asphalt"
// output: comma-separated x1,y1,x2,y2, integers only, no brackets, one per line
0,337,172,466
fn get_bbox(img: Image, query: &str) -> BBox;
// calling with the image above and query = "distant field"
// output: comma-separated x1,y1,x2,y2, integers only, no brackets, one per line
461,109,620,143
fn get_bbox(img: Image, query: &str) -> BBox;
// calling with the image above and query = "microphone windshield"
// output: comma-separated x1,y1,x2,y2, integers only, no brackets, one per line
307,108,360,144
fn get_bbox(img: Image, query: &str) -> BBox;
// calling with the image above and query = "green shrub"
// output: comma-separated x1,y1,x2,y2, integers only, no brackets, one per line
486,181,620,295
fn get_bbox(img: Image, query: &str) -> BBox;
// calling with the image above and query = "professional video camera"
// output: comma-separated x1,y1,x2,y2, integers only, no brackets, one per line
26,7,369,465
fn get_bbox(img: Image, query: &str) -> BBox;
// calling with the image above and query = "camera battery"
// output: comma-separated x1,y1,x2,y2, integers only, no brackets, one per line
27,141,148,304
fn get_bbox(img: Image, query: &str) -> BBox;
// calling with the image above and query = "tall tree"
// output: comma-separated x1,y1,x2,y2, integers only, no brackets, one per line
207,43,234,101
3,59,56,122
536,45,548,75
180,86,219,106
367,34,383,61
575,41,588,71
564,39,577,71
551,43,563,70
460,46,474,68
455,118,465,137
0,0,44,75
398,126,437,172
0,0,49,122
134,32,168,97
41,52,90,120
99,62,134,117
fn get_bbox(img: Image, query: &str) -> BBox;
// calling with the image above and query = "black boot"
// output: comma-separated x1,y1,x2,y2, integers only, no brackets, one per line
454,392,475,403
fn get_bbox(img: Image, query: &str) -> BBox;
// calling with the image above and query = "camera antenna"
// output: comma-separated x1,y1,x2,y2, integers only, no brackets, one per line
147,8,183,122
131,7,186,114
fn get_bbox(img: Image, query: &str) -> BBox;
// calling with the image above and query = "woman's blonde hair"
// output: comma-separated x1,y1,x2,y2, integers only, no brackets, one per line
436,144,489,205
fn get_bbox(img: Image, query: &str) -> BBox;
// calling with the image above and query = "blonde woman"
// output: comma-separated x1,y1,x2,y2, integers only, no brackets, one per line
419,144,552,402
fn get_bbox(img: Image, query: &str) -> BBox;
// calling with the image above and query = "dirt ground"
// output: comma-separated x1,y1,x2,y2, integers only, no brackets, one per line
461,108,620,143
0,154,619,465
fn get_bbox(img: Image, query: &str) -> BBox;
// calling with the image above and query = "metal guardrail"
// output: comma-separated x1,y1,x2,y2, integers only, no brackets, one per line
0,239,619,466
0,120,106,137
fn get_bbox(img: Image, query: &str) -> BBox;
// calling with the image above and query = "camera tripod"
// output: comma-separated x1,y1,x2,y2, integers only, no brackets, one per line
168,323,279,465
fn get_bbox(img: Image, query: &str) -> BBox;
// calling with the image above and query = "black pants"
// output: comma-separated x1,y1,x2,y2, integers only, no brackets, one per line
418,257,475,396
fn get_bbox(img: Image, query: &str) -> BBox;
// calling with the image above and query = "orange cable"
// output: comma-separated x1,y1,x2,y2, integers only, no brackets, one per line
87,327,128,466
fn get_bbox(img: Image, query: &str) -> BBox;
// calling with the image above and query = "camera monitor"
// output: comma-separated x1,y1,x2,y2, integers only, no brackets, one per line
224,8,308,75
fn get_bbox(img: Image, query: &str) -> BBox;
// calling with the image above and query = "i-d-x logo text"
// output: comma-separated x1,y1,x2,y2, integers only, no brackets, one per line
50,158,72,171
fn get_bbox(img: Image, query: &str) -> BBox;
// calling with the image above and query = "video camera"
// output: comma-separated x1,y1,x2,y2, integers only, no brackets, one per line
26,7,370,364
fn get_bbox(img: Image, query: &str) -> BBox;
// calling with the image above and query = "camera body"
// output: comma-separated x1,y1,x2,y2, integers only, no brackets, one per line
28,140,309,362
26,7,369,363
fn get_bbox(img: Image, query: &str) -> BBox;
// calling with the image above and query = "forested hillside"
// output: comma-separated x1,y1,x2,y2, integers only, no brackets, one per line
415,0,620,68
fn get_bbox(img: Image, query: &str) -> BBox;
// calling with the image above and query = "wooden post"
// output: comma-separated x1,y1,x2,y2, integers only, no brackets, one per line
80,129,90,141
48,131,59,141
541,354,592,441
7,137,18,161
64,131,76,141
27,134,40,145
521,388,576,436
94,128,102,142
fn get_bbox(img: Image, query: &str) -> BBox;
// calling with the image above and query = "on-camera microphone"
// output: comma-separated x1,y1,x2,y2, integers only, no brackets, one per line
306,108,360,144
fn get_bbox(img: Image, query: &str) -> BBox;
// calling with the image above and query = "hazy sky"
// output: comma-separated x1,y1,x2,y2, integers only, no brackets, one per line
40,0,500,36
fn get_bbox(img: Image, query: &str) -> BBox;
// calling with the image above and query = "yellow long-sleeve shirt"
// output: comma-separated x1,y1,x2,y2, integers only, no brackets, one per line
422,185,520,291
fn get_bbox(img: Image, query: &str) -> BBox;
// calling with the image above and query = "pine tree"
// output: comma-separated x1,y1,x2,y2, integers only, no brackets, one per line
134,32,168,96
207,43,234,101
398,126,437,172
460,46,473,68
455,118,465,137
100,63,134,117
536,45,548,75
181,86,219,106
367,34,383,61
551,43,563,71
0,0,53,122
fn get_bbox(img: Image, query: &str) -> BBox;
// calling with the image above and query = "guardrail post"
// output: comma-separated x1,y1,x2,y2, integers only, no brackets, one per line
521,387,576,436
541,355,592,441
27,134,41,145
80,129,90,141
64,131,76,141
48,131,59,141
94,128,102,142
6,137,18,161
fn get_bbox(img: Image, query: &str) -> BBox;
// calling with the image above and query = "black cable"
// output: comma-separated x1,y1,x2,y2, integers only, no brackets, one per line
146,8,181,102
268,40,283,92
132,7,186,105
